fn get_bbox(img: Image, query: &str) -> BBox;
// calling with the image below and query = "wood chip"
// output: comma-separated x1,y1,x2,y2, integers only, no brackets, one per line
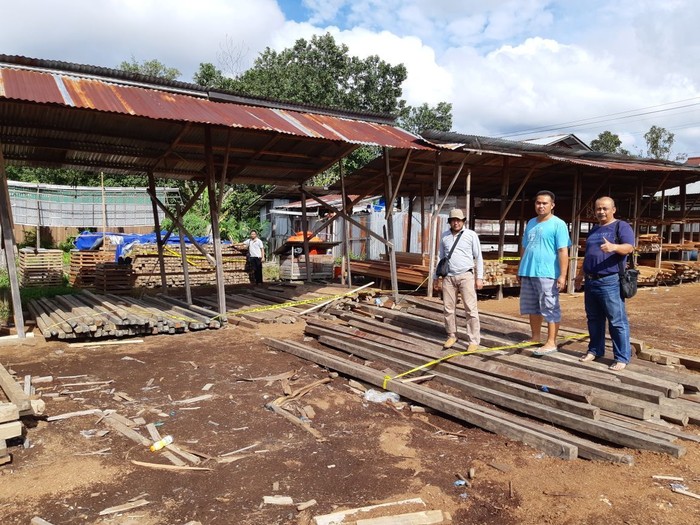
263,495,294,505
130,460,212,471
172,394,213,405
297,499,317,511
98,498,150,515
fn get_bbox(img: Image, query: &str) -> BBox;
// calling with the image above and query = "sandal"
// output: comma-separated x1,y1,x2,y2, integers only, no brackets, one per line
609,361,627,371
579,353,597,363
532,346,558,357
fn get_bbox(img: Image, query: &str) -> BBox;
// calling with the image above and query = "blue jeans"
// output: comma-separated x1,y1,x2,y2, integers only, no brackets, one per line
584,274,631,364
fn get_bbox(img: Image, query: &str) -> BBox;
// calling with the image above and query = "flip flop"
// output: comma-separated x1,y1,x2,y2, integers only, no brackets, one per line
579,353,597,363
532,347,558,357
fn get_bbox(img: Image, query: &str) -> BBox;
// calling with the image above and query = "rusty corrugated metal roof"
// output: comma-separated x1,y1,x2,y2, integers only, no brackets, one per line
0,64,429,150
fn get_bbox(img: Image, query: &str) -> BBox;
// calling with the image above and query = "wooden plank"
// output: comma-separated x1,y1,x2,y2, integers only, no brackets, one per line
102,414,150,446
356,510,446,525
0,420,23,440
0,402,19,424
0,362,32,413
314,498,426,525
264,338,578,460
312,333,672,459
316,333,600,421
315,334,632,462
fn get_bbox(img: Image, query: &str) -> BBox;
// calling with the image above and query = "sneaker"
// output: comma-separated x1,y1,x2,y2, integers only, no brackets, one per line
443,336,457,349
467,343,479,353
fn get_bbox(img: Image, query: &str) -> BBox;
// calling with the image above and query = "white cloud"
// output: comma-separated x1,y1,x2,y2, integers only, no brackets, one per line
2,0,699,157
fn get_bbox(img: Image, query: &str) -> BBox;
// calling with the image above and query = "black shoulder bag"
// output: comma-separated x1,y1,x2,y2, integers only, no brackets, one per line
436,230,464,277
615,221,638,299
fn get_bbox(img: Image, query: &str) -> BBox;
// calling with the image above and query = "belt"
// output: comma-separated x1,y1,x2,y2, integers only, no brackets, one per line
585,273,615,280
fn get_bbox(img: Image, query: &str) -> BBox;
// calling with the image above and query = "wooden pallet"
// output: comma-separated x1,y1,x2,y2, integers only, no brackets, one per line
17,248,64,287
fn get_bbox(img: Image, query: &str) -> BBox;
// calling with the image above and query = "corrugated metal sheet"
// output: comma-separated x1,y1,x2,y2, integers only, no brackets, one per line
0,66,429,150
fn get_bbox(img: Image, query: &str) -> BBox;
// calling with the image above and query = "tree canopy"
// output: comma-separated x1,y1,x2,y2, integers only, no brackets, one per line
644,125,686,161
118,57,181,81
590,131,630,155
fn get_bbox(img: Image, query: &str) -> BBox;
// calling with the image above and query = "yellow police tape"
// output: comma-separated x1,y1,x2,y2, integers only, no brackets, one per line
222,290,371,319
381,332,590,390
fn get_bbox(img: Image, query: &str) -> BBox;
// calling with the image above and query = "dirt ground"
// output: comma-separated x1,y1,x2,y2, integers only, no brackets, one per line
1,282,700,524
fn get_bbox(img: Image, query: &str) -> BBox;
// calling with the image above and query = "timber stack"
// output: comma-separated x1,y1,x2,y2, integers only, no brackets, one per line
17,248,64,287
27,290,223,341
127,243,250,288
266,295,700,462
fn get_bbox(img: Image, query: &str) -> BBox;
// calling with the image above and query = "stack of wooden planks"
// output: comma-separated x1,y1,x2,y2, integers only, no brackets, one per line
127,243,250,288
267,296,700,462
27,290,223,341
0,362,36,465
350,259,428,286
637,234,661,253
658,260,700,281
482,259,518,286
279,254,334,280
17,248,64,287
94,263,135,294
69,250,110,287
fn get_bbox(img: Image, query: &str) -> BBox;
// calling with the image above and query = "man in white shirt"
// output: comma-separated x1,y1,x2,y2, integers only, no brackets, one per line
437,208,484,351
244,230,265,284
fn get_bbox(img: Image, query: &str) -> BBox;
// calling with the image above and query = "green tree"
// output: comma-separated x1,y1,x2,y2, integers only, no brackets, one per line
644,125,686,161
193,62,236,90
398,102,453,134
118,57,181,81
229,33,407,114
590,131,630,155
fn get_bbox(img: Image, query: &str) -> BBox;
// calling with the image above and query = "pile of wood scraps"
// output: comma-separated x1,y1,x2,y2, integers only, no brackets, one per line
0,363,46,465
28,290,223,341
266,296,700,462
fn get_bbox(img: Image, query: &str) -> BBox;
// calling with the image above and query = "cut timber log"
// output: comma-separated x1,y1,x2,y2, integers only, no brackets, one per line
265,338,578,460
311,332,683,457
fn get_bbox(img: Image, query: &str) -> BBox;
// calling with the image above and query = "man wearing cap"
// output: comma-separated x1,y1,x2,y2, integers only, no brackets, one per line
518,190,571,355
438,208,484,351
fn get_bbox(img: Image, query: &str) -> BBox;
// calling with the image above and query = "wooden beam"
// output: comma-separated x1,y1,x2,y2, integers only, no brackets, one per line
264,337,578,459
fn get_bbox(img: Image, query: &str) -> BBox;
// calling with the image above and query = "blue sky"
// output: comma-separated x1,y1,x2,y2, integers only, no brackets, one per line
2,0,700,158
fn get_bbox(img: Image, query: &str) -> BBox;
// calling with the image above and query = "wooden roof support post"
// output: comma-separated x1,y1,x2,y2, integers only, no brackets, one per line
426,152,441,298
0,145,25,337
339,159,352,287
465,168,472,230
176,203,192,305
680,175,687,242
567,170,582,293
420,184,426,257
204,127,227,319
147,171,168,293
496,158,510,300
300,188,311,282
383,147,399,302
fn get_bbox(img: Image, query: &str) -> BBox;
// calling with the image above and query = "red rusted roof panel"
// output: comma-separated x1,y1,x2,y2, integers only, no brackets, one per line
1,68,65,104
0,67,429,149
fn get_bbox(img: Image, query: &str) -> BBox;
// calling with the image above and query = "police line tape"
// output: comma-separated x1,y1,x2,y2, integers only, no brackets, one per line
382,332,590,389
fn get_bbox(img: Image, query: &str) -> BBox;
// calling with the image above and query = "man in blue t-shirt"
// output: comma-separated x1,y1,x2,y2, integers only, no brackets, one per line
518,190,571,355
574,196,635,371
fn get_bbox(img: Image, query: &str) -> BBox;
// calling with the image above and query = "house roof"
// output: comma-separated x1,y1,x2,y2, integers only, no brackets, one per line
0,55,431,187
522,133,591,150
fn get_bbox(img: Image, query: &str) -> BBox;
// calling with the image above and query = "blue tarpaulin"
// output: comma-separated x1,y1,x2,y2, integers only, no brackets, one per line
74,231,213,261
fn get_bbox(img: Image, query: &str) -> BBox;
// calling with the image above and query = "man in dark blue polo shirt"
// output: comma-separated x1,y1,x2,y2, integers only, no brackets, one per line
575,196,635,371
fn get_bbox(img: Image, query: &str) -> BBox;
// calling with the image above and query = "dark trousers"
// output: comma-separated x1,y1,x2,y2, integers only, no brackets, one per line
249,257,263,284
